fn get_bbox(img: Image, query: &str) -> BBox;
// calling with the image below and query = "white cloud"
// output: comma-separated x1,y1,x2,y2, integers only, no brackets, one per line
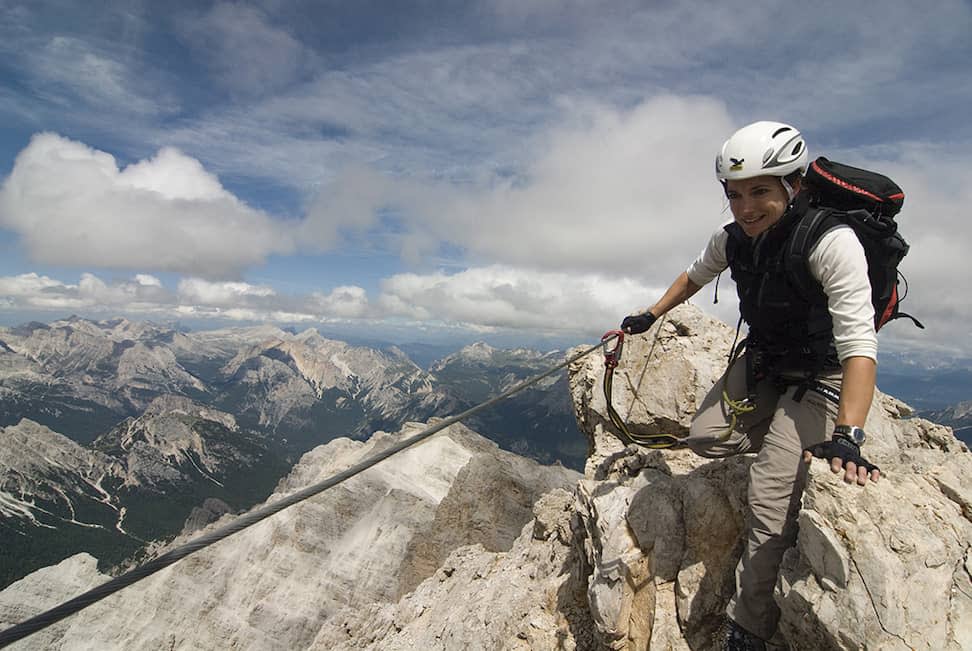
119,148,232,201
0,133,296,278
178,278,277,307
134,274,163,287
299,164,388,249
378,265,666,335
0,272,375,325
0,273,68,297
855,144,972,350
310,286,370,319
0,272,162,312
435,96,735,275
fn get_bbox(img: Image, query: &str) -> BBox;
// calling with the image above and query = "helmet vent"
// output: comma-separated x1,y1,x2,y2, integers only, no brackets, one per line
772,126,792,138
792,141,804,156
763,148,773,164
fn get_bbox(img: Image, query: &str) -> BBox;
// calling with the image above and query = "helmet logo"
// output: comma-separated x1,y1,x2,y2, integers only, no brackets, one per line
729,157,744,171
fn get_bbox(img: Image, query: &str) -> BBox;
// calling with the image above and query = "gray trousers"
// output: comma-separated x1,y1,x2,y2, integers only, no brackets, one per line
685,357,841,641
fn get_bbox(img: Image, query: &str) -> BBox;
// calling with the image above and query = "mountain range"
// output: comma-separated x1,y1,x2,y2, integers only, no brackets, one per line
0,317,583,589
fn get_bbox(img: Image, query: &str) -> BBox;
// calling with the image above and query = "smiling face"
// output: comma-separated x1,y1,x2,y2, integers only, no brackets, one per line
725,175,797,238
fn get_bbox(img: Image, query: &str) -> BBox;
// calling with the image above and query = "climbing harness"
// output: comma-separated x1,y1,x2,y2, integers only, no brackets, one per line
719,337,758,440
0,337,610,649
600,327,684,449
718,335,843,441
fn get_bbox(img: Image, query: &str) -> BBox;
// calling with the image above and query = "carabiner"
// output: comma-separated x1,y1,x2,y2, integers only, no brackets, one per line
601,330,624,369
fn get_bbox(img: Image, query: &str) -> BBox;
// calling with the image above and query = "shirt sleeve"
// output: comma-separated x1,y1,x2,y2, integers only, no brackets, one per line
686,226,730,287
807,226,878,363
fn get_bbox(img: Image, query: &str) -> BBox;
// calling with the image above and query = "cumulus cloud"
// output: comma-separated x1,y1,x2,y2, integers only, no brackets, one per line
177,278,276,307
134,274,163,287
310,286,370,319
436,96,735,275
0,272,316,322
377,265,668,335
0,133,296,278
304,95,735,277
0,272,173,312
853,144,972,351
0,273,67,297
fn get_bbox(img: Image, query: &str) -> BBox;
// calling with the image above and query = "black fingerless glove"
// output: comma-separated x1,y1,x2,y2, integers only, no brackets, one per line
620,312,657,334
804,435,880,475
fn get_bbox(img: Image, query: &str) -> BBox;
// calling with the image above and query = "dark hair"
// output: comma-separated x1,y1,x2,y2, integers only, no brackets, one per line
721,170,804,197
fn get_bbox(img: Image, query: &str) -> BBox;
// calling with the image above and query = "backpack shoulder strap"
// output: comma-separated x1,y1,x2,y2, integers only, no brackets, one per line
724,224,739,264
785,207,837,299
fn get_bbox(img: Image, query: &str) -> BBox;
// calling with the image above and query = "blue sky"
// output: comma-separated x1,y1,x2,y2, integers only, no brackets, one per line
1,0,971,354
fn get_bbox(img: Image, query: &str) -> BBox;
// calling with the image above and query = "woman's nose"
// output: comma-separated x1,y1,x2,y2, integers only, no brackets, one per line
734,197,755,217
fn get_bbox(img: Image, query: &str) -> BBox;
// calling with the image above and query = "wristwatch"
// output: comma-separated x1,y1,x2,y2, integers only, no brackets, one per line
834,425,866,446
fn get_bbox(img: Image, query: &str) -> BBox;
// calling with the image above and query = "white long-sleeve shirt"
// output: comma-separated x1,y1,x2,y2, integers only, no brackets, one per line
686,222,877,363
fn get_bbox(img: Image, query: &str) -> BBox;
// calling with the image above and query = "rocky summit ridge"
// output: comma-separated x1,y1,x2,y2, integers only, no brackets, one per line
567,306,971,649
1,305,970,650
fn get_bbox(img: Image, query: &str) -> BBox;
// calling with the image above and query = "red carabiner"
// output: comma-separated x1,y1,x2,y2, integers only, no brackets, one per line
601,330,624,369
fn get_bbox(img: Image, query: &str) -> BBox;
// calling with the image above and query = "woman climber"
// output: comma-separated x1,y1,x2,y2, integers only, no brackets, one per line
620,120,881,651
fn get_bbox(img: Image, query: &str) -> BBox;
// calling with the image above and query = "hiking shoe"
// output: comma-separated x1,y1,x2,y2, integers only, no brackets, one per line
723,619,766,651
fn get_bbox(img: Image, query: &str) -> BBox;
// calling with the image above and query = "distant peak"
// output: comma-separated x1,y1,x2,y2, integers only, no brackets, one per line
461,341,496,357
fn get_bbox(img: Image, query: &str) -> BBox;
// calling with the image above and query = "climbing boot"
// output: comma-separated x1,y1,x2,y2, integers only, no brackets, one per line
723,619,766,651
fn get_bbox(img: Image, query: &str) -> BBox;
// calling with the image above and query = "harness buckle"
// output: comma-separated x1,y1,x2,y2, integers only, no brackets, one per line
601,330,624,369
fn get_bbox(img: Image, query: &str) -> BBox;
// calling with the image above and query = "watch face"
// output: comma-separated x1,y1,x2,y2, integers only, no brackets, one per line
836,425,866,445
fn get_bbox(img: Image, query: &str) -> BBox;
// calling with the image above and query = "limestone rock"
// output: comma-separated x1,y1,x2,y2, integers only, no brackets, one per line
777,436,972,649
572,446,749,649
569,304,735,477
0,554,110,651
0,422,580,650
311,488,594,651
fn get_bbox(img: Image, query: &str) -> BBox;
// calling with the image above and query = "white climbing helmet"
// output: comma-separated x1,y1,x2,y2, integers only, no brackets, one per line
715,121,808,182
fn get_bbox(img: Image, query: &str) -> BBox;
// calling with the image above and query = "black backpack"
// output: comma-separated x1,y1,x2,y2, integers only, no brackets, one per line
786,157,924,331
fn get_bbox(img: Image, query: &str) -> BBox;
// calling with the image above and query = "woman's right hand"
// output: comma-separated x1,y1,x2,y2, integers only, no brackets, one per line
620,312,657,334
